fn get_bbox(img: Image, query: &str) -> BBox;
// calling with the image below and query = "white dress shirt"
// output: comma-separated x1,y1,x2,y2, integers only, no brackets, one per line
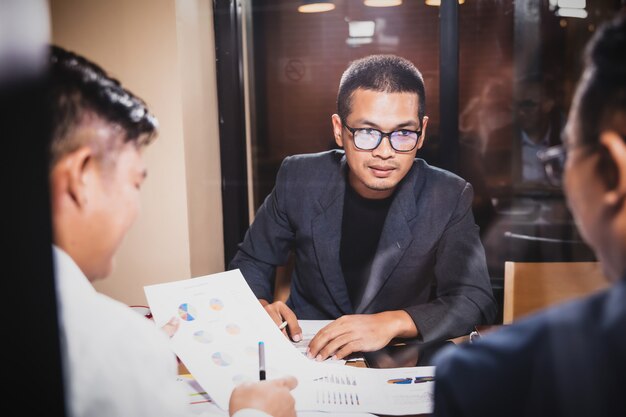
53,246,270,417
520,127,551,184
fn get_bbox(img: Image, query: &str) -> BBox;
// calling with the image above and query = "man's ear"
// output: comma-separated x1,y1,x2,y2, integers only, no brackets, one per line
416,116,429,150
60,146,95,209
331,114,344,148
598,130,626,208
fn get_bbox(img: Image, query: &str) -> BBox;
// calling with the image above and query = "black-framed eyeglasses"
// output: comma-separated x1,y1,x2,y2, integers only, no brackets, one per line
537,145,566,187
342,122,422,152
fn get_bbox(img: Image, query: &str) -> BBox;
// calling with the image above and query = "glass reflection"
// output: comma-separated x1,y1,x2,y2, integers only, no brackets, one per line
245,0,624,324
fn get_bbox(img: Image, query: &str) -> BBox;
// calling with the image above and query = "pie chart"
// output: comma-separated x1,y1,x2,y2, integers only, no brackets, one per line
225,323,241,335
178,303,197,321
212,352,232,367
193,330,213,344
209,298,224,311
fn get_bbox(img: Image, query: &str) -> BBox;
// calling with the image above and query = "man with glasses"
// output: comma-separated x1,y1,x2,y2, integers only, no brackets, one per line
433,13,626,416
230,55,496,361
485,74,564,187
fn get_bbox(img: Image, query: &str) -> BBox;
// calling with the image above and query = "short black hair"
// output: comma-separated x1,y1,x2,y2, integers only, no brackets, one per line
337,54,426,123
515,72,557,100
572,12,626,147
48,45,158,167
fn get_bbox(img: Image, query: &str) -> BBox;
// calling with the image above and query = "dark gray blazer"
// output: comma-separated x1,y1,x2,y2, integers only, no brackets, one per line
229,150,496,342
433,277,626,417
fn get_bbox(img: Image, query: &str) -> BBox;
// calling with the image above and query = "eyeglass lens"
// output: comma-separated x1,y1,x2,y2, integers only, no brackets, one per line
354,129,418,152
545,158,564,186
538,147,566,186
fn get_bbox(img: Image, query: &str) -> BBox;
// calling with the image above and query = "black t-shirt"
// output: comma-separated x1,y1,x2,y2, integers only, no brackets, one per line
339,184,395,310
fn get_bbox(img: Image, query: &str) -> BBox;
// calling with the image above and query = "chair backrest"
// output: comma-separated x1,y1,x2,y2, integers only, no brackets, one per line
503,261,609,324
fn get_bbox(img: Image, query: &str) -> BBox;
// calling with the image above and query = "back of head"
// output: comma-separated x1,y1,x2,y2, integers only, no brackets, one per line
565,12,626,283
337,54,426,122
48,45,158,169
570,12,626,147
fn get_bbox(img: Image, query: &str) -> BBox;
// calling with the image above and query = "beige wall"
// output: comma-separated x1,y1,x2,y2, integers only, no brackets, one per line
50,0,224,305
175,0,225,277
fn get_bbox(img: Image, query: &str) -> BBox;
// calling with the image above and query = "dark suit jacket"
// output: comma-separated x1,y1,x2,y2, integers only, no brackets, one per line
433,277,626,417
229,150,497,342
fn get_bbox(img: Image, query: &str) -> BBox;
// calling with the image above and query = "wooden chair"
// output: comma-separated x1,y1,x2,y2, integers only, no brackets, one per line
502,261,609,324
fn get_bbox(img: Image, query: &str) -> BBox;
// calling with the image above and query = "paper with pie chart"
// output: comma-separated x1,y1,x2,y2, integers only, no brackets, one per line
145,270,315,410
144,269,434,415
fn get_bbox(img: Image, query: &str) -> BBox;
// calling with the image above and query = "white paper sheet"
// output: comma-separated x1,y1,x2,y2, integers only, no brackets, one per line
293,320,351,365
176,373,378,417
145,270,434,415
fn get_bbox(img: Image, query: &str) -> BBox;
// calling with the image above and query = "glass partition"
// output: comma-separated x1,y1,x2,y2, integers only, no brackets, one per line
247,0,442,209
240,0,625,323
457,0,622,320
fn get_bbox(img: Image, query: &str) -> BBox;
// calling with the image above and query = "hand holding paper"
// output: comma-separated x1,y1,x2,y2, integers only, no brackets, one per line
161,316,180,338
260,299,303,342
229,377,298,417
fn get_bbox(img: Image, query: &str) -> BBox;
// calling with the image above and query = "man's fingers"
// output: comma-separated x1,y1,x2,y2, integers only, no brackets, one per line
271,375,298,390
334,341,361,360
264,304,284,326
308,321,347,358
161,316,180,338
264,302,302,341
276,303,302,341
285,317,302,342
317,333,356,361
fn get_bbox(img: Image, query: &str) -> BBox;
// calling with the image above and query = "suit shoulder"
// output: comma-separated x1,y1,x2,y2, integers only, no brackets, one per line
277,150,344,183
282,149,344,169
414,159,470,193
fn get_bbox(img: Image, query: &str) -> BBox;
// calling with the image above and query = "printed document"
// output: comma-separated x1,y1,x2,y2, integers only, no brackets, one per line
145,270,434,415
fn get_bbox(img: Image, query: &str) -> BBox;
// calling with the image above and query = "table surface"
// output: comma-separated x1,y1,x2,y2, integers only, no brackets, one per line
176,331,481,417
177,333,472,375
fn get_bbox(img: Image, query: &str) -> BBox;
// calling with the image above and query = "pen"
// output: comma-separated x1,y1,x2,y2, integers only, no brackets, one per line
278,320,288,330
387,378,412,384
387,376,435,384
258,341,266,381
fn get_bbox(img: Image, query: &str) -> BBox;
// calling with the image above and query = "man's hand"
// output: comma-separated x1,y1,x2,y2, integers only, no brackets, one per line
260,299,302,342
161,316,180,338
307,311,418,361
229,376,298,417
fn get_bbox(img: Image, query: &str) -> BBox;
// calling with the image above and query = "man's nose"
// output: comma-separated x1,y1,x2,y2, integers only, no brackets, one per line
372,135,395,158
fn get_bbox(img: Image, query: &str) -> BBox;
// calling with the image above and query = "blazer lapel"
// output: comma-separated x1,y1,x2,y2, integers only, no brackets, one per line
311,157,353,315
355,166,419,314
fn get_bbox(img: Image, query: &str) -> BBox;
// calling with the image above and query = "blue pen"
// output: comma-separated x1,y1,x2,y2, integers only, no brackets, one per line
413,376,435,383
387,377,413,384
258,341,266,380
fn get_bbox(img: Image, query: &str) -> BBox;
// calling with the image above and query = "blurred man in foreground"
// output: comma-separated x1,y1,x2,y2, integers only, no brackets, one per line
433,13,626,417
49,45,296,417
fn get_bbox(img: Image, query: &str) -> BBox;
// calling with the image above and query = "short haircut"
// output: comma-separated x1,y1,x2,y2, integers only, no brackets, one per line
48,45,158,168
337,54,426,124
515,72,557,100
572,12,626,147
